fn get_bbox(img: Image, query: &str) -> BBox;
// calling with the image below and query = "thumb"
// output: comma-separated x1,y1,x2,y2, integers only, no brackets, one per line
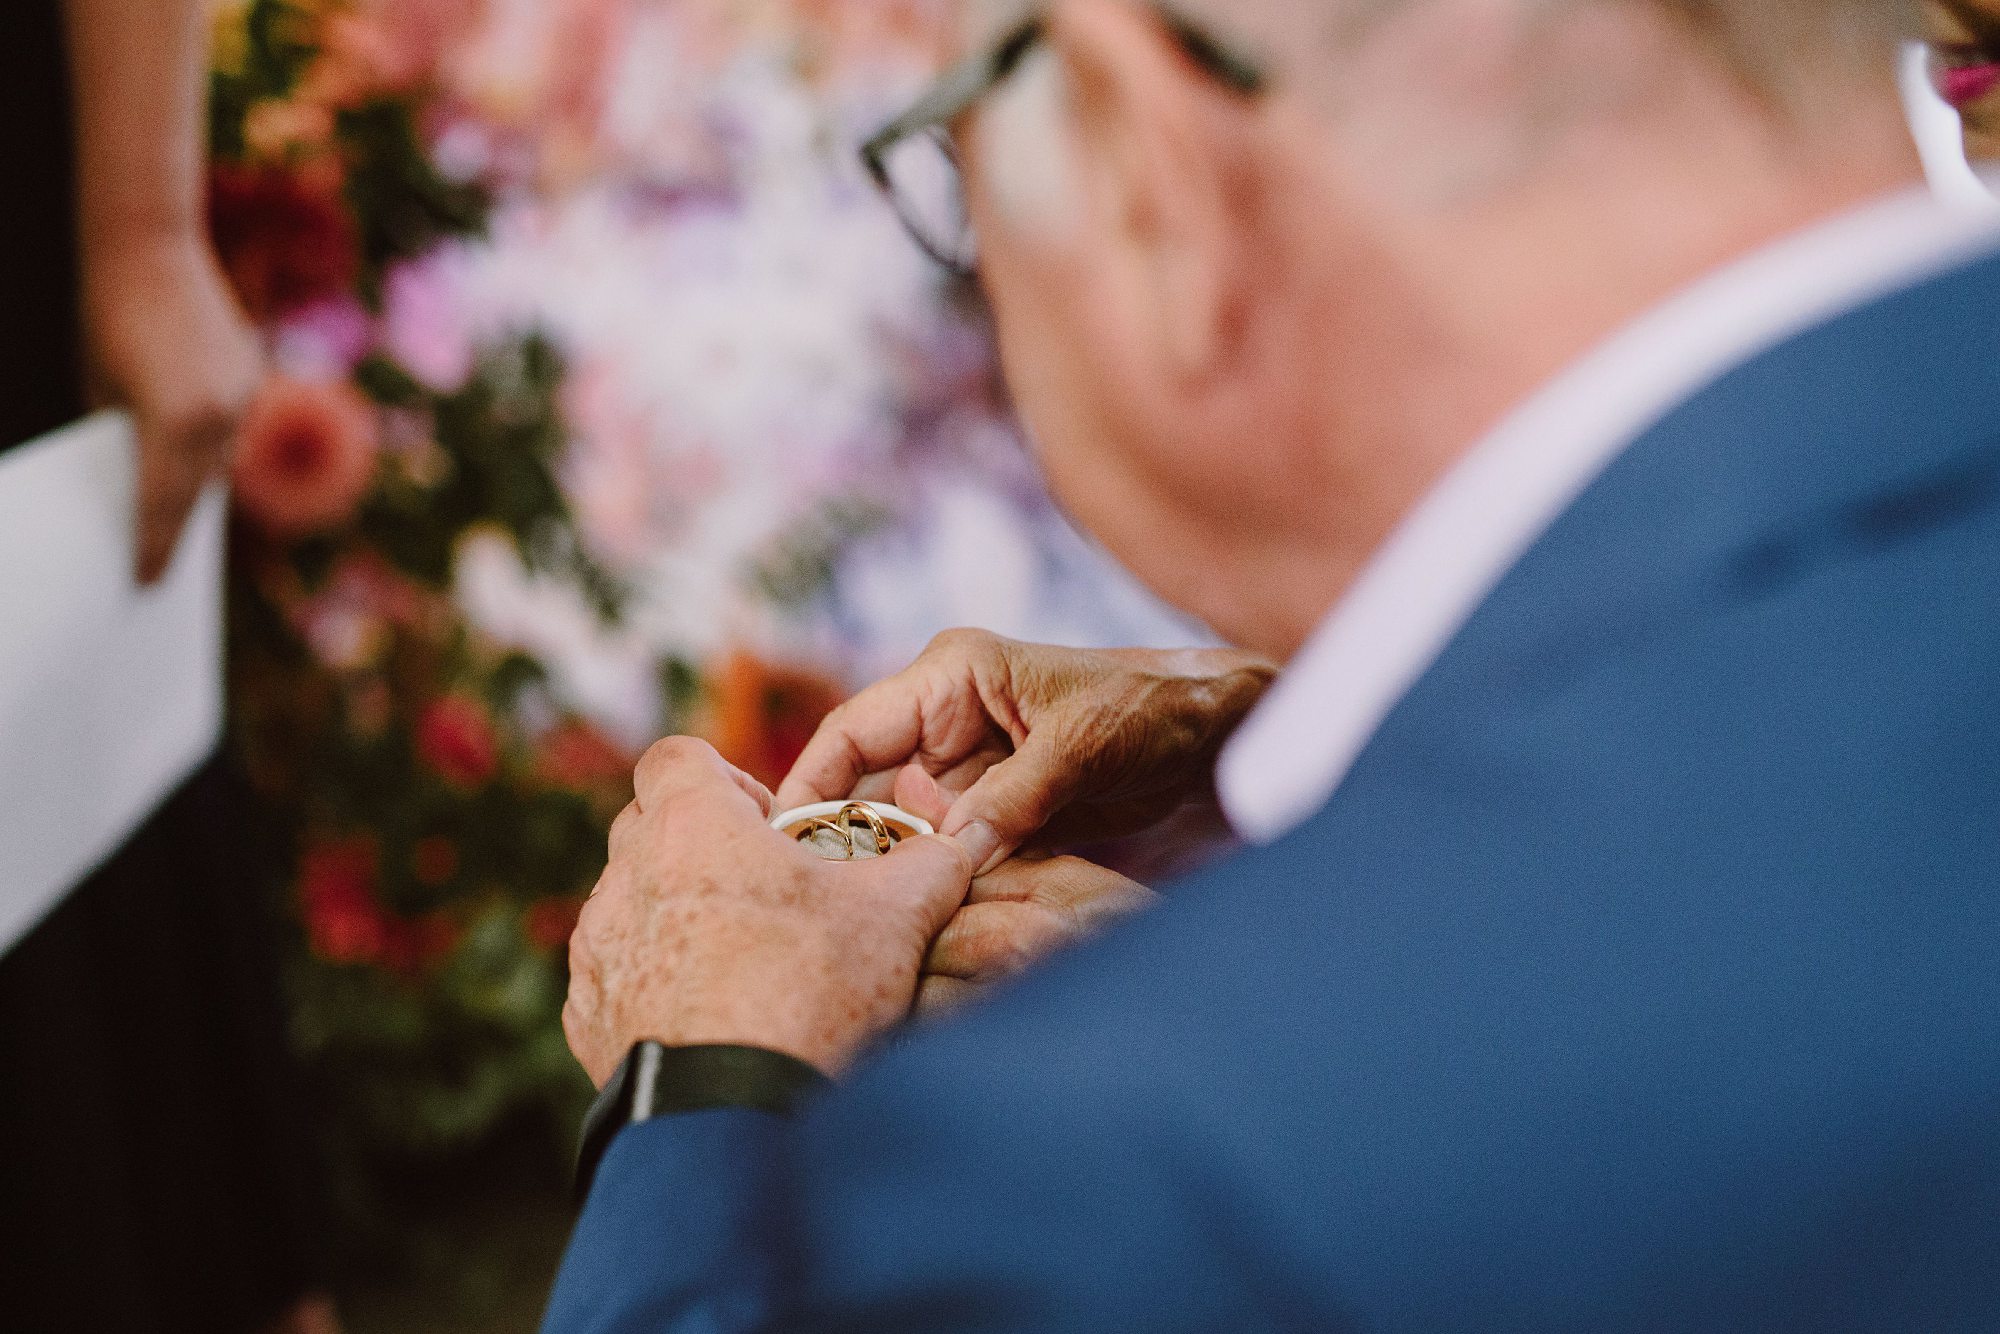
856,834,977,940
939,731,1082,876
892,763,955,827
134,414,229,584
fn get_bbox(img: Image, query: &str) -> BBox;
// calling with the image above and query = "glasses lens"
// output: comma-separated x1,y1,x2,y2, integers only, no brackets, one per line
879,128,977,274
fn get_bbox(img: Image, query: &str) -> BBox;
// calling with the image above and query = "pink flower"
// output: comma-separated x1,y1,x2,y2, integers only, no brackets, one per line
234,378,382,537
307,0,482,105
382,256,474,393
275,297,376,380
292,553,424,671
561,363,655,567
292,553,435,673
416,695,501,788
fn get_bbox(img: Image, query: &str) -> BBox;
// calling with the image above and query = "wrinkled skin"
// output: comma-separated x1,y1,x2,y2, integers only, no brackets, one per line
777,630,1277,873
564,738,977,1083
915,853,1156,1017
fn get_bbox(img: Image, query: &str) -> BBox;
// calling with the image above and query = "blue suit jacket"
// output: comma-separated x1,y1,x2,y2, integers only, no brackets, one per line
545,249,2000,1331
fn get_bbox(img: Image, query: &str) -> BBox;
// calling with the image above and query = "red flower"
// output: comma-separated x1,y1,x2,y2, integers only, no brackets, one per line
207,160,360,321
417,695,500,788
523,897,585,954
234,378,381,537
533,720,632,792
299,836,389,965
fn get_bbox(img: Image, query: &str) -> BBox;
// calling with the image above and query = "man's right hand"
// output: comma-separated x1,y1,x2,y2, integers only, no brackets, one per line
775,631,1277,874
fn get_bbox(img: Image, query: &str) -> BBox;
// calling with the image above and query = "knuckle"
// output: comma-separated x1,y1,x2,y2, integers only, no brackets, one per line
925,627,996,660
960,910,1039,979
646,735,710,765
634,735,710,793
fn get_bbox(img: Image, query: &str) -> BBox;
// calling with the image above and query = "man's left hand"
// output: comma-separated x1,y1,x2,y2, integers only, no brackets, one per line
563,737,978,1087
917,855,1157,1016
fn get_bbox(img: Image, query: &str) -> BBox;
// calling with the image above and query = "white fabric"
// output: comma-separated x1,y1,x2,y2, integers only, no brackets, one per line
0,412,226,954
1217,189,2000,846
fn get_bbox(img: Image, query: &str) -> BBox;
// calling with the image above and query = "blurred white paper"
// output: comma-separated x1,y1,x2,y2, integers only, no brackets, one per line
0,412,224,955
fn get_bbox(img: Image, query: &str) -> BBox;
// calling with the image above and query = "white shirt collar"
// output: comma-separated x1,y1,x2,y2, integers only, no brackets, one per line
1217,188,2000,847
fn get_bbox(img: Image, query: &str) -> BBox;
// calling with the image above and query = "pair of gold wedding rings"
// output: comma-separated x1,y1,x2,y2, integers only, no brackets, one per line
770,801,935,861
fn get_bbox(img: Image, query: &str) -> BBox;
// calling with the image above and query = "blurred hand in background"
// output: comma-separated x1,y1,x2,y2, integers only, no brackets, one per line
84,229,263,583
66,0,265,583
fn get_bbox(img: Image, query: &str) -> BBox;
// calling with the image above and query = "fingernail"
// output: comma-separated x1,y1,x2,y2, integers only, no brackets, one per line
948,820,1005,876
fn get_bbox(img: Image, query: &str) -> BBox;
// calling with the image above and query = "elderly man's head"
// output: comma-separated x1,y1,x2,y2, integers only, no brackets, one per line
942,0,1918,656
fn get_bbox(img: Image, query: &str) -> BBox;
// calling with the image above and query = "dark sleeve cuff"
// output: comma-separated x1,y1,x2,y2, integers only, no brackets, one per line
575,1043,829,1201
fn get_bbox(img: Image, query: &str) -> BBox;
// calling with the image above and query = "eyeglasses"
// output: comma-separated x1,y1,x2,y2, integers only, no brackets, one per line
860,7,1267,278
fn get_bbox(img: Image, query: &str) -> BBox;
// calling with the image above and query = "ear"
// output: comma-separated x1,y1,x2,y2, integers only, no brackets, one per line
1043,0,1255,382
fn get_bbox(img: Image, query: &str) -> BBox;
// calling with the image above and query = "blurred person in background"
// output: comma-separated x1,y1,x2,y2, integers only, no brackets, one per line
0,1,334,1330
538,0,2000,1327
1927,0,2000,156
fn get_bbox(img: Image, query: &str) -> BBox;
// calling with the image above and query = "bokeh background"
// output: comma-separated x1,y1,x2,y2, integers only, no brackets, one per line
199,4,1992,1326
204,0,1197,1326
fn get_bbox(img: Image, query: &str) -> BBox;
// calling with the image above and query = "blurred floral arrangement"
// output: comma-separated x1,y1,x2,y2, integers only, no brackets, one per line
207,0,1193,1265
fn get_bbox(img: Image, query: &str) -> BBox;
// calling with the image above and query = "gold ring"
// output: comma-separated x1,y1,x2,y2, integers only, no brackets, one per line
793,817,856,859
840,802,894,856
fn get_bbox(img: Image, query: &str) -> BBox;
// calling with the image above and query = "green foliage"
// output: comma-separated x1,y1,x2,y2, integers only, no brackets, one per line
209,0,319,161
339,99,492,304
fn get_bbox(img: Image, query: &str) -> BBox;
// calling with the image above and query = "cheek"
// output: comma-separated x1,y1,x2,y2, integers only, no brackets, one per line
1967,117,2000,160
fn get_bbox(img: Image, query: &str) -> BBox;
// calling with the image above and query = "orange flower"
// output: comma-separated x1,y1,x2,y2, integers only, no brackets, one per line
701,650,847,791
416,694,500,788
299,836,389,965
234,378,381,537
242,98,337,160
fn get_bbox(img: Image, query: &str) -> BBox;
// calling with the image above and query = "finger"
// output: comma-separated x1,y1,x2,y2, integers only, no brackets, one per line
633,736,762,815
914,974,982,1020
608,802,643,858
838,770,893,805
135,413,231,583
843,834,976,941
970,859,1157,934
774,678,927,812
775,639,1003,810
964,853,1102,905
892,763,954,827
728,766,777,818
925,901,1069,981
939,730,1087,875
